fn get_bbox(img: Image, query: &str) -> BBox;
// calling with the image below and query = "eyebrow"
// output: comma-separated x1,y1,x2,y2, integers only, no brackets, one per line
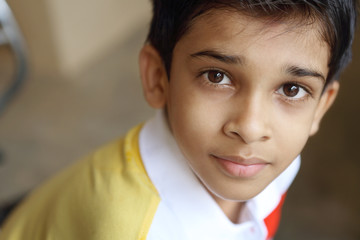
190,50,244,65
190,50,326,83
285,65,326,83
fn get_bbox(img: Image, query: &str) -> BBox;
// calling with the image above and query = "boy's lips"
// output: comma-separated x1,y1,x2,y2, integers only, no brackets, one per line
211,154,269,178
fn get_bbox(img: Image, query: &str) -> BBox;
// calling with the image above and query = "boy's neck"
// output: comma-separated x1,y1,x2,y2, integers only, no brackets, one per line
208,190,245,224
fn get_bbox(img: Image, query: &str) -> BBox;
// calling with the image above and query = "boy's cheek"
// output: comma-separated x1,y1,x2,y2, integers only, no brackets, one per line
169,103,220,140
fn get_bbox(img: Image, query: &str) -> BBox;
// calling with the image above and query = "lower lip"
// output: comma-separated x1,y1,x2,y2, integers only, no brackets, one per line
215,157,267,178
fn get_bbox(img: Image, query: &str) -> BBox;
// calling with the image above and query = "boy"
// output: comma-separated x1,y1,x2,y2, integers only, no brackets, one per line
0,0,357,239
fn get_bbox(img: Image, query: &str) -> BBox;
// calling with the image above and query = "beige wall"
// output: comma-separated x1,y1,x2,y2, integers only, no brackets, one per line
8,0,59,76
7,0,151,77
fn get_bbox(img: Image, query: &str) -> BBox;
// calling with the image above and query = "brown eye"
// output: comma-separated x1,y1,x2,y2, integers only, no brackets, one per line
207,70,224,83
283,83,299,97
277,83,308,100
204,70,231,85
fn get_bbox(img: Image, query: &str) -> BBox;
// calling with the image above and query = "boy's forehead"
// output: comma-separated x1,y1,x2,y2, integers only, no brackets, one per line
182,8,329,59
173,8,330,82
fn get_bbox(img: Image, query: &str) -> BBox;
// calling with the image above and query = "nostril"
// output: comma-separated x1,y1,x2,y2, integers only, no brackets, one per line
224,122,271,144
230,130,241,138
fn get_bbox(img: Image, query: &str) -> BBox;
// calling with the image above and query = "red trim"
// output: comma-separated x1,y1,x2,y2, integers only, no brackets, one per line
263,192,287,240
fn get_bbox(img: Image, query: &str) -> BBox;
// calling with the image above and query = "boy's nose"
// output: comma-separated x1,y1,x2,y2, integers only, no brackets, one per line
223,96,271,144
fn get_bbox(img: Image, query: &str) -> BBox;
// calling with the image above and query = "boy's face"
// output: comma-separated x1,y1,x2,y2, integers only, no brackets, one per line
140,10,339,201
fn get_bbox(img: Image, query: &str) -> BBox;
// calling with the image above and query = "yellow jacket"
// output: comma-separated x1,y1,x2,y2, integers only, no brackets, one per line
0,125,160,240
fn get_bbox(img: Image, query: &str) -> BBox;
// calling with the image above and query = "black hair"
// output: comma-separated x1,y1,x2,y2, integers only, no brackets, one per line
147,0,358,83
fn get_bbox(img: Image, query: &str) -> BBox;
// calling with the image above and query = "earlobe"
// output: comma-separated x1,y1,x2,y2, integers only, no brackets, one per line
310,81,340,135
139,44,169,109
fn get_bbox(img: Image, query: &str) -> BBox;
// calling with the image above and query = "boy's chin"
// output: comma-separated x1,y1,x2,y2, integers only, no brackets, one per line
214,189,263,202
204,181,266,202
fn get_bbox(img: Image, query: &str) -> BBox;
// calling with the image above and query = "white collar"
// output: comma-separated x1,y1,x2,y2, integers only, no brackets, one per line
139,110,300,239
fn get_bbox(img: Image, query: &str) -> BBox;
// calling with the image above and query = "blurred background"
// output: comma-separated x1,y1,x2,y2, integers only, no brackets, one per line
0,0,358,239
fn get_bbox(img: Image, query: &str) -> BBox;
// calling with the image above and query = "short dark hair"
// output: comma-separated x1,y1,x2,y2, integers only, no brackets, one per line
147,0,358,83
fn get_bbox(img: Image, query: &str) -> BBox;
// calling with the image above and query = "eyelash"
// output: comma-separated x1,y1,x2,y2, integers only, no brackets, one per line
197,68,233,87
276,81,313,104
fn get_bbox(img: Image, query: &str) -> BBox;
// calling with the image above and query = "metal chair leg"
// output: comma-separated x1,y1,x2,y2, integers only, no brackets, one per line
0,0,27,114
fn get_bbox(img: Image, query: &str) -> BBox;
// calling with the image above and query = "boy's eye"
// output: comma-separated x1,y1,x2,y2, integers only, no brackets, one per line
205,70,231,85
277,83,308,99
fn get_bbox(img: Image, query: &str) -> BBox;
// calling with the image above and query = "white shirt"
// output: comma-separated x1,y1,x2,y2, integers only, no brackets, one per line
140,111,300,240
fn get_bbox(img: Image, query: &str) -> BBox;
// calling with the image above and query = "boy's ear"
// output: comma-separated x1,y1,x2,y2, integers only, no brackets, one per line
139,44,169,109
310,81,340,136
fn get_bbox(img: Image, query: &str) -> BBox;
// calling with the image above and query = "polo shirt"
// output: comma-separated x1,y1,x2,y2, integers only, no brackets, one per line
141,111,300,240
